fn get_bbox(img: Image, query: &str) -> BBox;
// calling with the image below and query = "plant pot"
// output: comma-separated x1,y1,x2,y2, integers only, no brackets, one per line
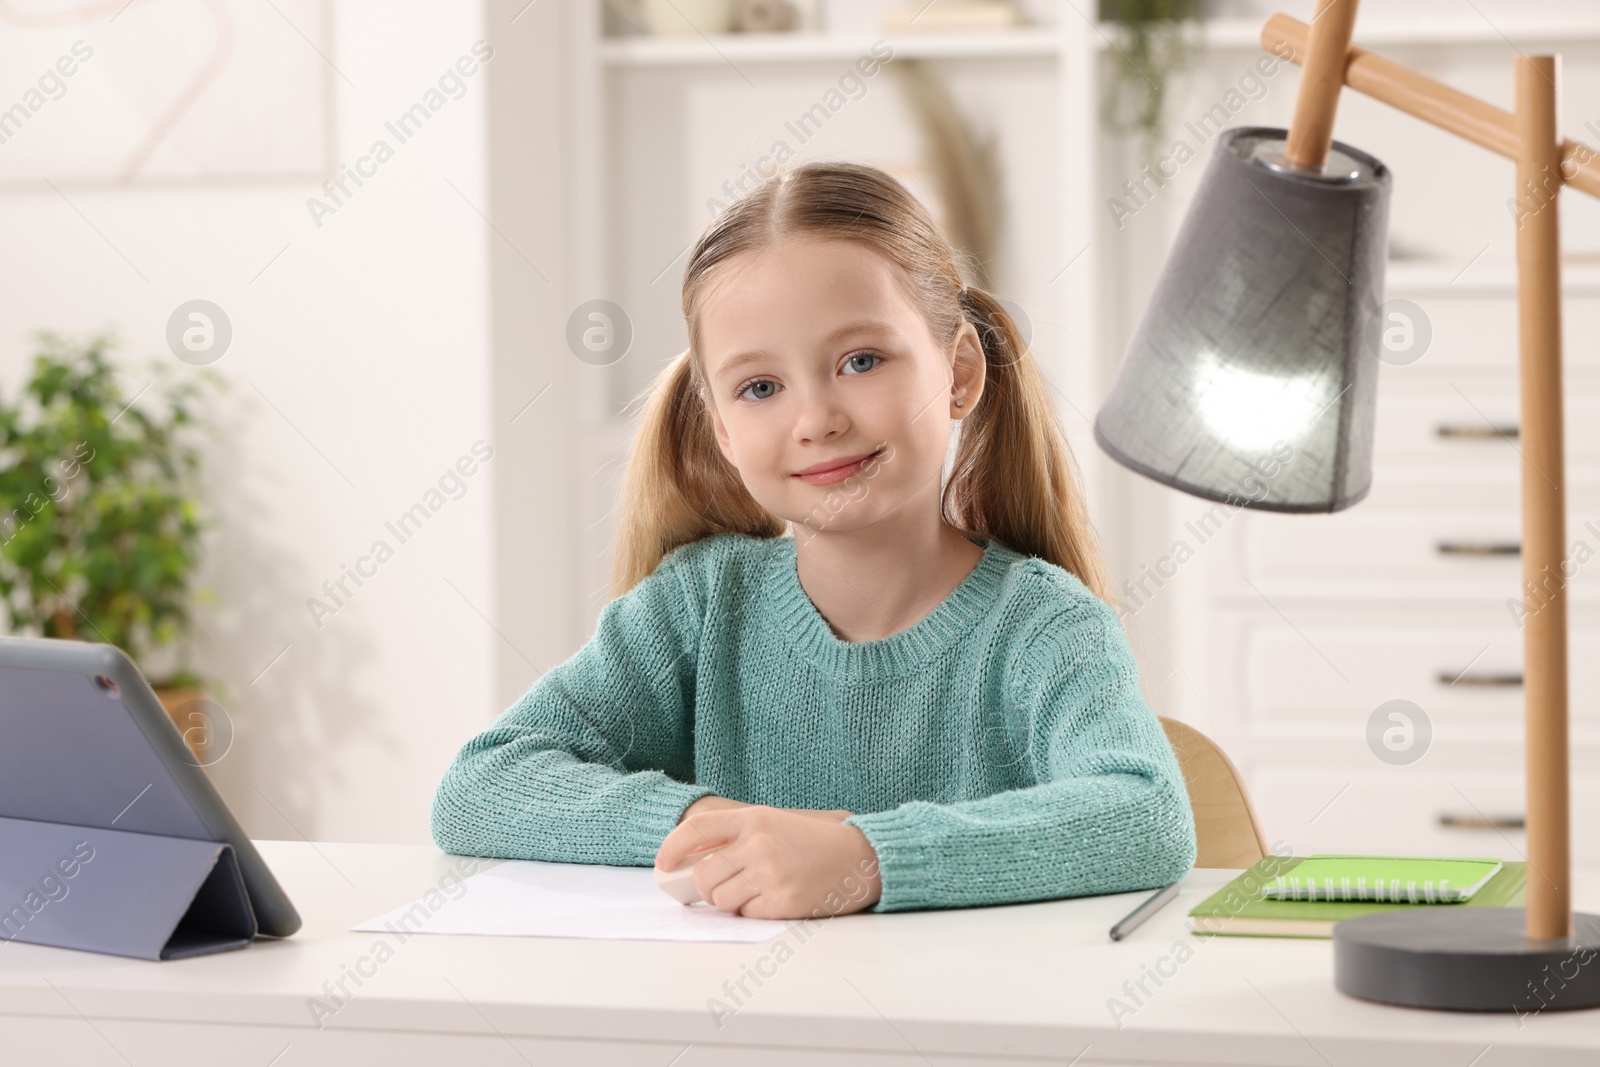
154,686,212,766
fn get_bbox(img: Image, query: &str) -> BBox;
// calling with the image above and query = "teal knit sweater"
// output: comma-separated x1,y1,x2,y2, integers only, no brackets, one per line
430,532,1197,912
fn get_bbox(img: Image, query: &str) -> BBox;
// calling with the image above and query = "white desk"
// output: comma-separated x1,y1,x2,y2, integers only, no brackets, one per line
1,841,1597,1066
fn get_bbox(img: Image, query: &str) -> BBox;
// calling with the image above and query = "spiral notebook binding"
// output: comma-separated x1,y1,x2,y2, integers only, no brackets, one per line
1268,874,1460,902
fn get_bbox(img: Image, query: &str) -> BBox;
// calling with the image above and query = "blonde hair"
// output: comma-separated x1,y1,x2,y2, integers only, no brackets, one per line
610,160,1112,607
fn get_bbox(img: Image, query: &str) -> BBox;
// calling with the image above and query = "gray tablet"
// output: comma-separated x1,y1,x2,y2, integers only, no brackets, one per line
0,635,300,946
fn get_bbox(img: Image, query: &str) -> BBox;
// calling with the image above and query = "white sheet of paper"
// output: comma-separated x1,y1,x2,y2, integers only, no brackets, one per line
351,858,797,944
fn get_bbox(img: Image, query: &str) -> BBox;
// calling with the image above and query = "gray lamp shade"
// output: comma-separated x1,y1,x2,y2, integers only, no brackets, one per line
1094,126,1393,512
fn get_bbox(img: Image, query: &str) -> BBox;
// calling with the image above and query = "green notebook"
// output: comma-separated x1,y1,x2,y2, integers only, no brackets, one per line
1188,856,1526,939
1260,855,1503,902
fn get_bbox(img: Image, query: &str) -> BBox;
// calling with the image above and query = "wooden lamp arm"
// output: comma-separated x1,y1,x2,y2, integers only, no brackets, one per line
1282,0,1361,170
1265,12,1600,200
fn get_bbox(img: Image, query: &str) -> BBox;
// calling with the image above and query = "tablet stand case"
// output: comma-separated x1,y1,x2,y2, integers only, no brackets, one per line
0,815,257,960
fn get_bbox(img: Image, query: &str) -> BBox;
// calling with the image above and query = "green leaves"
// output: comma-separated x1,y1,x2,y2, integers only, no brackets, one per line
0,331,221,686
1097,0,1204,152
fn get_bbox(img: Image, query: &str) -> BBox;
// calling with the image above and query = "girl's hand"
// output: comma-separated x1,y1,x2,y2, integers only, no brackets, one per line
657,805,882,919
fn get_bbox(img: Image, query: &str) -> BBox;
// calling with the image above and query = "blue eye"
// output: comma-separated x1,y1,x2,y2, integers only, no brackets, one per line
736,378,779,401
844,351,881,374
736,351,889,403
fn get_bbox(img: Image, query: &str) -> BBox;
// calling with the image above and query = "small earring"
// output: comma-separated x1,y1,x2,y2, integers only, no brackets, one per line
954,398,964,408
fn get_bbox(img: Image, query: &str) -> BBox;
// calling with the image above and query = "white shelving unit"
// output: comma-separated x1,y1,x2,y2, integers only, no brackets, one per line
598,27,1065,65
594,10,1600,67
1195,11,1600,50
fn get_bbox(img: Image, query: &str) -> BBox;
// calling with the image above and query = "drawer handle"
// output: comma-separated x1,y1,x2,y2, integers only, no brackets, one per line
1436,540,1521,556
1437,670,1524,687
1438,812,1525,830
1435,423,1519,440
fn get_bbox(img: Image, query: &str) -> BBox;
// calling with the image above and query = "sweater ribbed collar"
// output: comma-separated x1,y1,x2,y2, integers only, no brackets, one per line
761,533,1014,677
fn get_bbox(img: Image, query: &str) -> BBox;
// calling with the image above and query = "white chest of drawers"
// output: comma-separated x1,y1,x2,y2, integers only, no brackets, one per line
1162,262,1600,865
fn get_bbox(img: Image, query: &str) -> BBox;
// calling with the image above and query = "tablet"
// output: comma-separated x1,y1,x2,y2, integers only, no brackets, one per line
0,635,300,939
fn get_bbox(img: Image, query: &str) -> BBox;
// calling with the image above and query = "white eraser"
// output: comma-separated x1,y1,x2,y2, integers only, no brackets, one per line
655,850,709,905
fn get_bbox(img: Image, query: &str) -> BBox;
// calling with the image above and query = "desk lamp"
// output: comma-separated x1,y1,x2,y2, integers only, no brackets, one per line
1094,0,1600,1011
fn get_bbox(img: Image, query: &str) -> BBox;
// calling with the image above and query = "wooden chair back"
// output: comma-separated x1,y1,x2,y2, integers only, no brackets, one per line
1159,716,1270,869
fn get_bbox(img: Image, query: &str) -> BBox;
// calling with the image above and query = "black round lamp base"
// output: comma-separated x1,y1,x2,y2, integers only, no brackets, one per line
1334,909,1600,1012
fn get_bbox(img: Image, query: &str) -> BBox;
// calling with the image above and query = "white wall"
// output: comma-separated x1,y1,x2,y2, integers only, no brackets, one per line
0,0,499,845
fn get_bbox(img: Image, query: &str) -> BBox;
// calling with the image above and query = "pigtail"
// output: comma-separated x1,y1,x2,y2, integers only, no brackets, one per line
609,349,785,598
943,287,1114,606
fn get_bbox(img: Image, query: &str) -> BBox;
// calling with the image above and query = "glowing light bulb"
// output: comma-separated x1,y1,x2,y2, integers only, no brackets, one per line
1190,348,1332,455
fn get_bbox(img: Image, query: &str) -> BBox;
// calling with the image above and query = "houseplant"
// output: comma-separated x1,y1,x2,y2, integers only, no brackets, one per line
1099,0,1205,151
0,331,224,762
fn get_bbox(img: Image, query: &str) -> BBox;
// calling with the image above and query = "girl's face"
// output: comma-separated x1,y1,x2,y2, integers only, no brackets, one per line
698,235,984,537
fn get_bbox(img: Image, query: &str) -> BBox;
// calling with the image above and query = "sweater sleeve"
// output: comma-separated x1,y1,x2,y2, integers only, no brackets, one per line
842,597,1198,913
429,542,718,866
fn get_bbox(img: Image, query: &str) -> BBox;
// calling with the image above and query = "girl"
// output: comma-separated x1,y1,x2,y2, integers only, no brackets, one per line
431,160,1196,920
